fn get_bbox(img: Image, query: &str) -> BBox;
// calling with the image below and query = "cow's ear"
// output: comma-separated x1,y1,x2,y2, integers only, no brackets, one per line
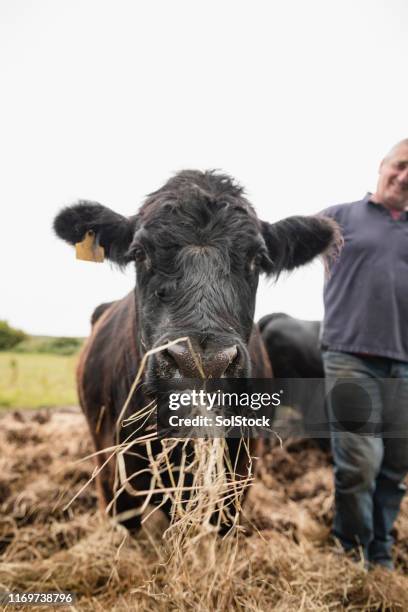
53,201,136,265
261,215,342,277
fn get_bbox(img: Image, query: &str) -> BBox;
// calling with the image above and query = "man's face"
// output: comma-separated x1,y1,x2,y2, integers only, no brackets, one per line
376,143,408,210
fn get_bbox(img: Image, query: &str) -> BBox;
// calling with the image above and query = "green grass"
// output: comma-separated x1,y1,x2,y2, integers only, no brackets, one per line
0,352,79,409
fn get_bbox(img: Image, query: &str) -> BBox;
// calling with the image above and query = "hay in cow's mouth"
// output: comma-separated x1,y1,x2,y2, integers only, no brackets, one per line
64,337,254,542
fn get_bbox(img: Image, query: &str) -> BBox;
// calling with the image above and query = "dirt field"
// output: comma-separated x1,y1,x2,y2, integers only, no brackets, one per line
1,407,408,611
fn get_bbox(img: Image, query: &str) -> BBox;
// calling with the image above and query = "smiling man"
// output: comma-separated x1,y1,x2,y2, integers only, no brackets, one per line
321,139,408,570
373,139,408,212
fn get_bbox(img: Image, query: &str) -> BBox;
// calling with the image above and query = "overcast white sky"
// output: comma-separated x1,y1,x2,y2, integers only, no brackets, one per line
1,0,407,336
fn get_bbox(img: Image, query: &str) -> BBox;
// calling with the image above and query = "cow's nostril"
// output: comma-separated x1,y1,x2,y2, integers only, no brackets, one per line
204,345,238,378
225,345,249,376
161,348,177,367
166,343,198,377
224,345,238,364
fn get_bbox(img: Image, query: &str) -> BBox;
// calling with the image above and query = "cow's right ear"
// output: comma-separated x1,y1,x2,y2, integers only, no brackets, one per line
53,200,136,266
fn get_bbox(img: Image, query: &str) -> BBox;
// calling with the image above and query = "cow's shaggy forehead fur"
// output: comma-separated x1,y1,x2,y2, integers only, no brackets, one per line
131,171,263,269
147,169,247,203
138,170,256,222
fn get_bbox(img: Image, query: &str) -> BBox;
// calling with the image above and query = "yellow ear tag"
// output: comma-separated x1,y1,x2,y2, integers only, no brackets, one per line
75,230,105,263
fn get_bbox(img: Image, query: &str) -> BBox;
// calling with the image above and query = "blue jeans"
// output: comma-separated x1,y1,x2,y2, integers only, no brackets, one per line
322,350,408,567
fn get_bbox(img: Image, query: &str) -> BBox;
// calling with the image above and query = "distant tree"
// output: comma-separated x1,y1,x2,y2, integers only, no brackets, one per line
0,320,27,350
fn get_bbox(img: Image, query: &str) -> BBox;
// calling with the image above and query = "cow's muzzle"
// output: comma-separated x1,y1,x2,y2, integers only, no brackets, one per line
150,338,248,379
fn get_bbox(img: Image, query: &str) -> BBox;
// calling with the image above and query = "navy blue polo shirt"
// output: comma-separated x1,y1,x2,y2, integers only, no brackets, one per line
321,194,408,362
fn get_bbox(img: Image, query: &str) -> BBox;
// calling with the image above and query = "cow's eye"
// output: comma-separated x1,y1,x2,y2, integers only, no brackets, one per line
250,251,264,271
155,288,166,300
249,248,272,273
253,253,264,266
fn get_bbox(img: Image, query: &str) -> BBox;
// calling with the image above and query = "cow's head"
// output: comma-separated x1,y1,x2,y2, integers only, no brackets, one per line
54,170,338,385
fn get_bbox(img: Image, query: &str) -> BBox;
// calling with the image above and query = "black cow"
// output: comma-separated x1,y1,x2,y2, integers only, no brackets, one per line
53,170,338,530
258,313,323,378
258,313,328,444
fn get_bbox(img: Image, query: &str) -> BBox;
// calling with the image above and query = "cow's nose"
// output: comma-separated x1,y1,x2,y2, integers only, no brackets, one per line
166,344,238,378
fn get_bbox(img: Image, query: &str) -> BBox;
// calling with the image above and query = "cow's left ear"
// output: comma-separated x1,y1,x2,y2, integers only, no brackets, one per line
261,215,341,277
53,200,136,266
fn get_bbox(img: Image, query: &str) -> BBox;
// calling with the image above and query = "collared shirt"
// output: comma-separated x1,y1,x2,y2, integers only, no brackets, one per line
321,193,408,362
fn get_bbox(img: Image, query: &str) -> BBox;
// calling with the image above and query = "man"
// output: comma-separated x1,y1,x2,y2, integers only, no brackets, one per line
321,139,408,570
